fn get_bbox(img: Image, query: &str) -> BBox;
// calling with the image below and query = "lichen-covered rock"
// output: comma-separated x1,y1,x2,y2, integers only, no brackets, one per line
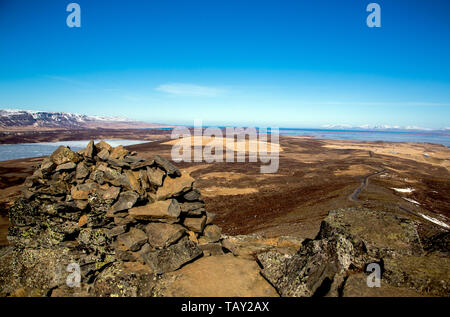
50,146,81,165
141,237,203,274
91,262,156,297
256,208,449,297
0,246,91,297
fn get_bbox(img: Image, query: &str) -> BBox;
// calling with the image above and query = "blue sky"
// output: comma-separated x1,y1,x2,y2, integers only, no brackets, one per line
0,0,449,129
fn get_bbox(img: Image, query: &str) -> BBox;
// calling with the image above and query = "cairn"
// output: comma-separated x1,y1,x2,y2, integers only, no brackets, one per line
8,140,223,276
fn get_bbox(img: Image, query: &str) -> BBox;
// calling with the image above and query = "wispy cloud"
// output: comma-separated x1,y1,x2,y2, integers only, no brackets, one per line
155,83,225,97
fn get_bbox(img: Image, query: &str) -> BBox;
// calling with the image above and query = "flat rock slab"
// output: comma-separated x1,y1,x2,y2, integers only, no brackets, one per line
146,167,165,186
153,155,181,176
156,172,194,200
129,199,181,223
154,254,279,297
222,234,303,259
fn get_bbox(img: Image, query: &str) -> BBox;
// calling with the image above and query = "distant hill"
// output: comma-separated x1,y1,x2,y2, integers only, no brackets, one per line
0,109,174,131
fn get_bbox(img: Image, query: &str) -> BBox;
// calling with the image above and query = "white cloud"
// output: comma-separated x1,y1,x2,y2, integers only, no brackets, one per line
155,83,225,97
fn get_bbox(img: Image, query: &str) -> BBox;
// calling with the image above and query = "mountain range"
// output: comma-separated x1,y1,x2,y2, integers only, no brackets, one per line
0,109,172,131
321,124,449,132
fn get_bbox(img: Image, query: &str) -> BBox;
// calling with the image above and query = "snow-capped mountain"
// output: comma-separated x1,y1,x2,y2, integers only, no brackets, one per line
321,124,440,131
0,109,166,130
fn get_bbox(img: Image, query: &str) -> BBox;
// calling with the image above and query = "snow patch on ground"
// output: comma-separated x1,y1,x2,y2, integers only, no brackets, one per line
392,187,415,193
419,213,450,229
403,197,420,205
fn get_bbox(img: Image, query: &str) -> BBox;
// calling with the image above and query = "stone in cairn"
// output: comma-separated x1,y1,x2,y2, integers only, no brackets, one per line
8,140,223,277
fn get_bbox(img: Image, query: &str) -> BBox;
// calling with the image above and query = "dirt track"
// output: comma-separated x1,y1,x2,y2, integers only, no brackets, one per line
349,168,386,202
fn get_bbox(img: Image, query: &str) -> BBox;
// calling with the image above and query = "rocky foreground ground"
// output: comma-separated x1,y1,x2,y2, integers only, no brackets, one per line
0,141,448,297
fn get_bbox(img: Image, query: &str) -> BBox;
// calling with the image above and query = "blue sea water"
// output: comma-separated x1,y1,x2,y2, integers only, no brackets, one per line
278,128,450,147
0,140,150,162
0,130,449,162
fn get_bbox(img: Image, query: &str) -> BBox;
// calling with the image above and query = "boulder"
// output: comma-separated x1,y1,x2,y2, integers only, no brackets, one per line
95,140,112,152
50,146,81,165
55,162,76,172
145,222,186,249
153,155,181,176
146,167,165,186
75,162,90,179
100,185,120,200
180,201,205,216
84,140,95,158
129,199,181,223
183,189,201,201
141,237,202,274
96,165,131,189
130,159,154,170
156,172,195,200
109,145,129,160
124,170,141,193
117,228,148,252
200,225,222,243
97,148,110,161
109,191,139,214
70,183,98,200
40,160,56,174
107,158,130,168
139,169,149,191
107,225,127,238
183,216,206,233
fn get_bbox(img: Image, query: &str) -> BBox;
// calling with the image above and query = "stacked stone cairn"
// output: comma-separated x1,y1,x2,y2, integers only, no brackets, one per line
8,140,223,277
